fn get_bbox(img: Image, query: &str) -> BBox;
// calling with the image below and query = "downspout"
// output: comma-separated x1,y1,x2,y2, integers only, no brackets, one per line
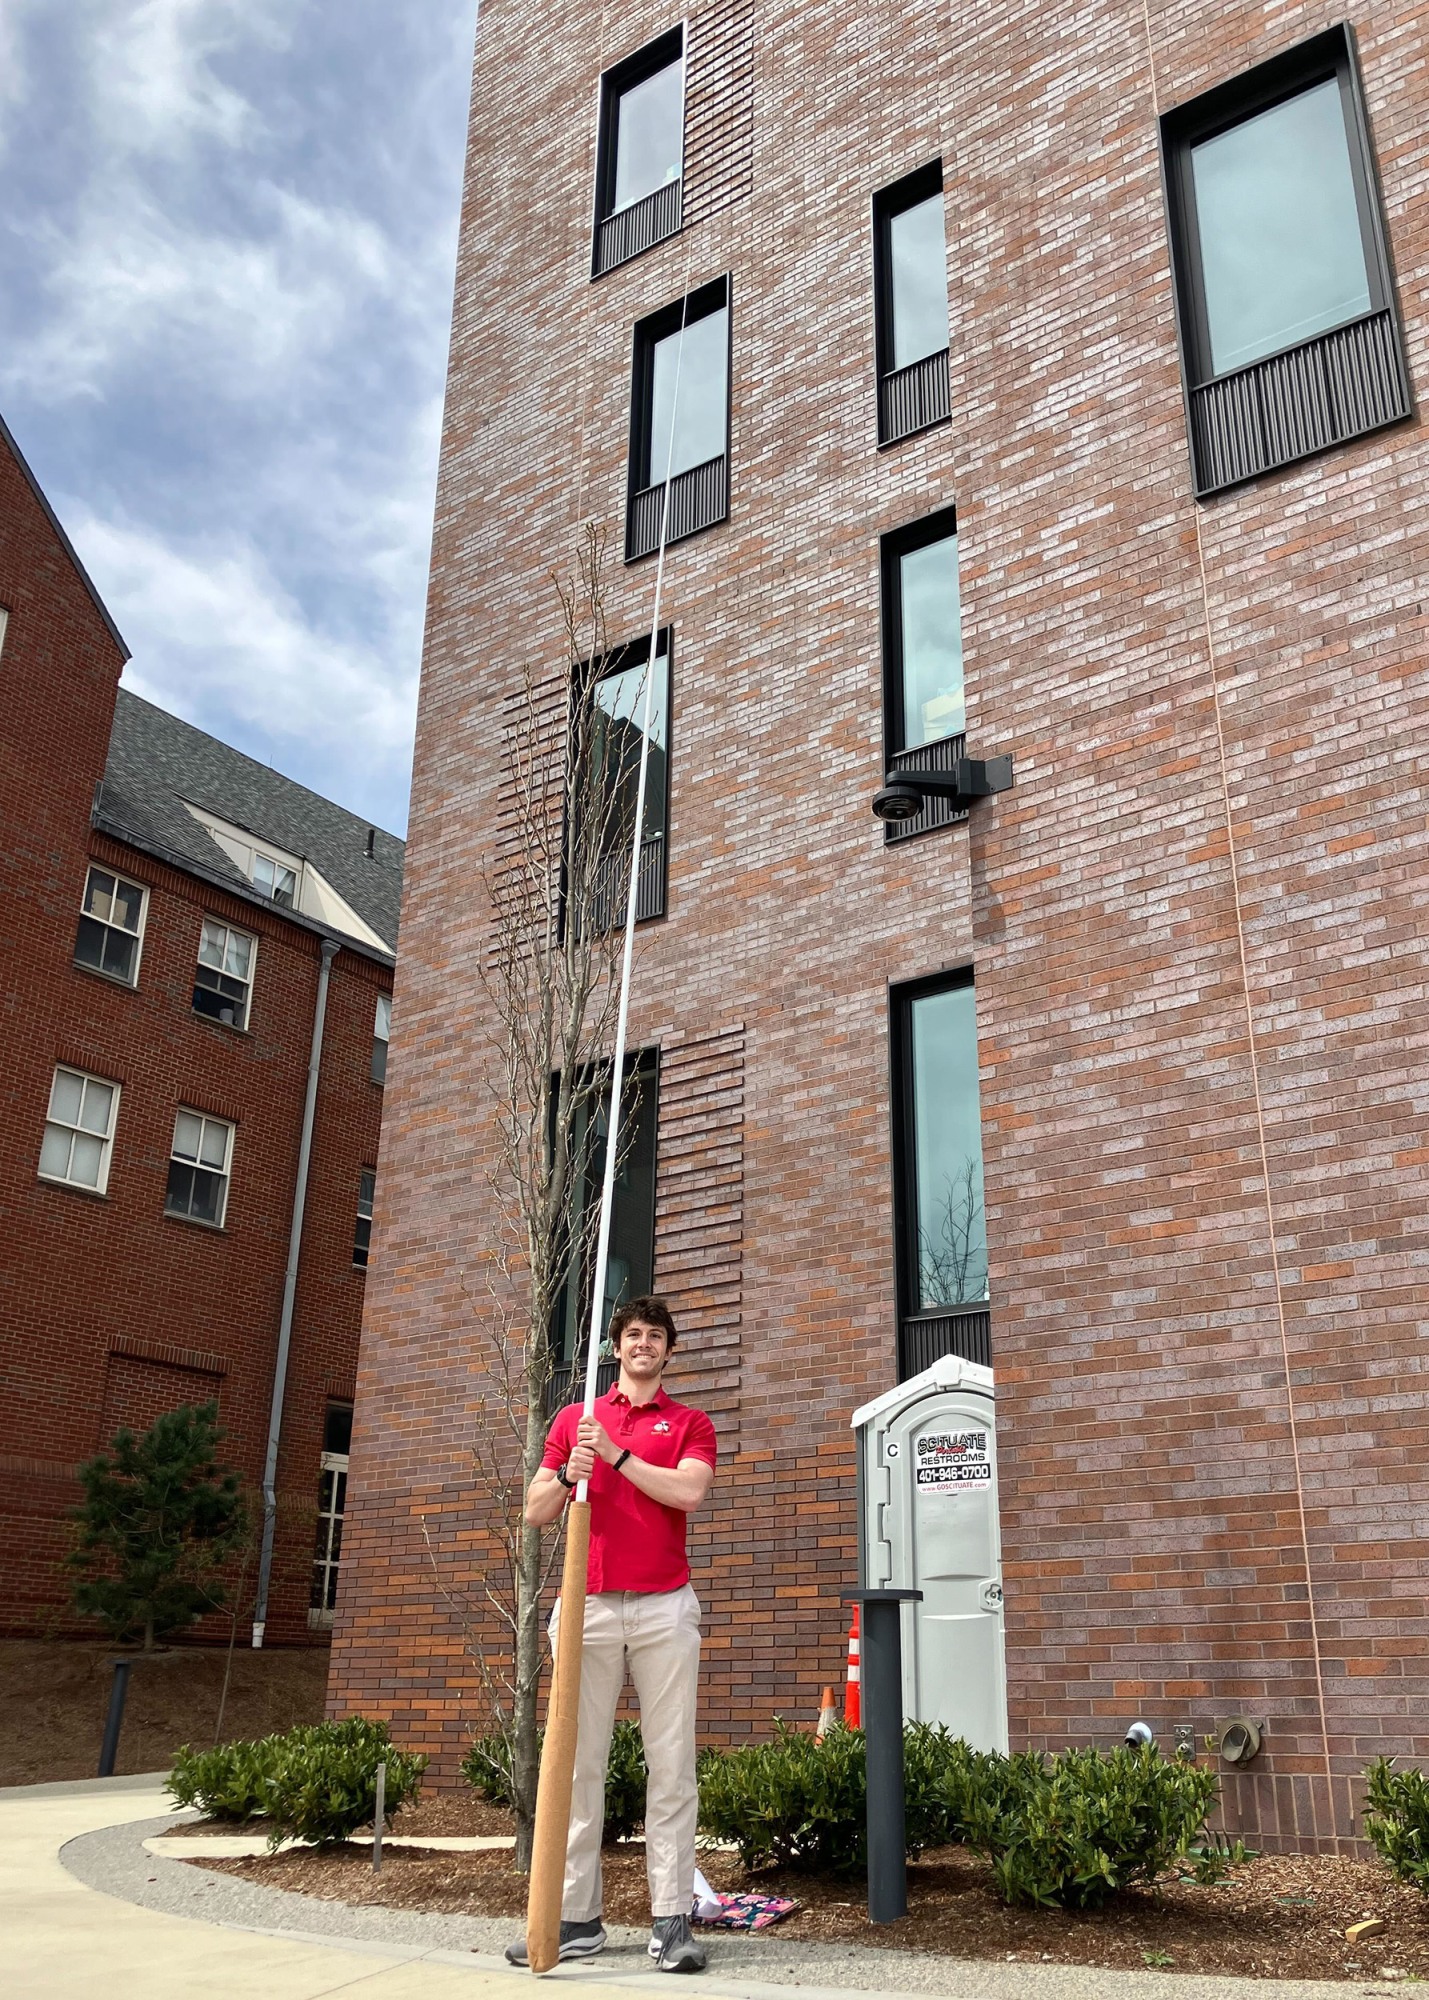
253,936,340,1647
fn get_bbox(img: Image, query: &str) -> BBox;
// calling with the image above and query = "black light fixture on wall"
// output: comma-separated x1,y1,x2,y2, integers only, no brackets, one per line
871,753,1014,823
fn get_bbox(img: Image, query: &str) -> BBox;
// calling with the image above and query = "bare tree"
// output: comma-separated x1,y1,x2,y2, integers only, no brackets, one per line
918,1156,988,1308
439,523,652,1870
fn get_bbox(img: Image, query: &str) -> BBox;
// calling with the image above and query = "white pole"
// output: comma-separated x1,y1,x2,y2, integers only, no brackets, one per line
574,285,694,1489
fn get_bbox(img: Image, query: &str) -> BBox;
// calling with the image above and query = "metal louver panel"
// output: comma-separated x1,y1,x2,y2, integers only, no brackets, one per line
1190,310,1411,497
594,180,682,277
879,348,952,446
899,1308,992,1380
589,834,666,929
626,455,728,561
883,732,968,845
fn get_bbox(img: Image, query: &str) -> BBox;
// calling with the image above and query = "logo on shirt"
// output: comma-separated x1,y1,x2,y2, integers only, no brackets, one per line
653,1420,672,1433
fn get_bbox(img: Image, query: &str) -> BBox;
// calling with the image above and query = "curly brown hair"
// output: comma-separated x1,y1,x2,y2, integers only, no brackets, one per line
608,1294,677,1350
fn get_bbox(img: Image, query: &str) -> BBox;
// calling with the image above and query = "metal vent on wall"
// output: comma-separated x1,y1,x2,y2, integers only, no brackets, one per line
879,349,951,446
882,732,969,844
594,180,682,278
1191,310,1412,497
626,455,728,561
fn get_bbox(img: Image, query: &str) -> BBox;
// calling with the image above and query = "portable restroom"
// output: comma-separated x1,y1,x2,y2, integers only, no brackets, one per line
852,1354,1008,1752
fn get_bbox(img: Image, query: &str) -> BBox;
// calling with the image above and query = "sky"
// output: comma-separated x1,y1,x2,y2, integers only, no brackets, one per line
0,0,479,837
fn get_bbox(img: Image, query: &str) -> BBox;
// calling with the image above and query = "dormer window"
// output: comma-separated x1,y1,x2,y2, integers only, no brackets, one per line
252,852,297,906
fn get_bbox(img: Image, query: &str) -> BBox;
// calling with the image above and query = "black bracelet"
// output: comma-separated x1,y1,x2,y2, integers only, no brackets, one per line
613,1448,632,1472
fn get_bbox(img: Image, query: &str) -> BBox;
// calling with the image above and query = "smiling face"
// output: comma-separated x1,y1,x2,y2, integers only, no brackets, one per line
616,1316,671,1383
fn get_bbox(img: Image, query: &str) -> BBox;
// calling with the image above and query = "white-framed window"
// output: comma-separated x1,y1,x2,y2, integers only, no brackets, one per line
252,851,297,906
39,1066,120,1194
353,1167,376,1268
165,1109,234,1226
308,1401,353,1630
74,865,148,985
193,918,255,1029
372,991,391,1084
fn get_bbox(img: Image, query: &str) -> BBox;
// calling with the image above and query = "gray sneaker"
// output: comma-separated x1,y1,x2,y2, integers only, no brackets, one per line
504,1918,606,1966
649,1914,707,1973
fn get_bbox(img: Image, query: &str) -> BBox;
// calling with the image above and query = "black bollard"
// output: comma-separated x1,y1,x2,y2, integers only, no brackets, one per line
98,1658,132,1778
845,1588,922,1923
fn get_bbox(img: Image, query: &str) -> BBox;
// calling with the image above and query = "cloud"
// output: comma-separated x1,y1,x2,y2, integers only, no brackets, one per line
87,0,276,156
73,508,420,823
12,184,399,404
0,0,475,835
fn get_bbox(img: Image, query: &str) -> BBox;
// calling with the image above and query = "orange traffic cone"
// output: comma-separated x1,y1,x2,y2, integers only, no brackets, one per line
843,1607,861,1727
815,1685,838,1738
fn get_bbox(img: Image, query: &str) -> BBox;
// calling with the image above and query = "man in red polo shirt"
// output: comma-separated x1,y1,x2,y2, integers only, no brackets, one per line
506,1295,717,1974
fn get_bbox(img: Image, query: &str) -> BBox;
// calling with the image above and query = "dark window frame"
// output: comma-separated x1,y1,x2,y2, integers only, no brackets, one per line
872,160,952,447
888,968,992,1382
593,26,685,278
1161,25,1412,495
547,1047,661,1403
878,506,969,845
626,277,732,560
587,626,673,928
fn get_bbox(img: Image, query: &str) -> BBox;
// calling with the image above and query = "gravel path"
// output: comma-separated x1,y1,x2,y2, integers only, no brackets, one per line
59,1814,1400,2000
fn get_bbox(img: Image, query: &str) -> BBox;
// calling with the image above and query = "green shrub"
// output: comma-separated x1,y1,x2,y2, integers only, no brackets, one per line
167,1718,426,1847
965,1744,1218,1909
264,1717,426,1849
168,1737,277,1820
461,1730,525,1808
698,1720,869,1872
463,1718,647,1841
1364,1758,1429,1893
603,1720,648,1841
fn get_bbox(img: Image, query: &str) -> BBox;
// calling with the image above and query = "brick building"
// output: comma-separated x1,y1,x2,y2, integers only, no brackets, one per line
330,0,1429,1848
0,412,402,1647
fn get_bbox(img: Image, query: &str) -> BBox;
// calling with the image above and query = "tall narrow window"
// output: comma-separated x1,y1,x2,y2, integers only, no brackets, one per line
372,991,391,1084
193,919,255,1030
880,509,967,842
627,279,730,561
551,1051,659,1400
75,866,148,986
1162,26,1410,496
593,27,684,276
353,1168,376,1269
165,1109,234,1226
874,163,951,445
39,1066,119,1194
590,633,670,927
892,974,990,1380
309,1400,352,1630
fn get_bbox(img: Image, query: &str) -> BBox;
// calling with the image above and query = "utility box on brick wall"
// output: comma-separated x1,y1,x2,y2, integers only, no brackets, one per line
853,1356,1007,1752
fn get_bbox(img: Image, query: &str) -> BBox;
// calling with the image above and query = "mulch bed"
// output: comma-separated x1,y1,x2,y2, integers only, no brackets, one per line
176,1801,1429,1982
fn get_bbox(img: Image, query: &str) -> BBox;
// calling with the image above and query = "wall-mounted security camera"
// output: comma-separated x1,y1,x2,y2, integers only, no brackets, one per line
871,754,1014,823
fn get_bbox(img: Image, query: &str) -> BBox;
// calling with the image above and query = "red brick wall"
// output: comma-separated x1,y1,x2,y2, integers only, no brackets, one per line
0,429,391,1647
330,0,1429,1850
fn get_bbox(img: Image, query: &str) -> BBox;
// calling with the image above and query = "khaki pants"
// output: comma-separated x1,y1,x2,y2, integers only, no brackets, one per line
550,1584,701,1921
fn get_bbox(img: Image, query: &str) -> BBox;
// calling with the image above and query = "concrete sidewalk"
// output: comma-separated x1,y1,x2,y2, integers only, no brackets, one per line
0,1774,1396,2000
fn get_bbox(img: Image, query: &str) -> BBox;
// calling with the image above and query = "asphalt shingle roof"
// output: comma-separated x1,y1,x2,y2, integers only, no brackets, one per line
98,690,404,956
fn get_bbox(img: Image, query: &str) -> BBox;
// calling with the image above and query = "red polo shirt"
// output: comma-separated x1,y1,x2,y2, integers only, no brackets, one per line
543,1383,717,1594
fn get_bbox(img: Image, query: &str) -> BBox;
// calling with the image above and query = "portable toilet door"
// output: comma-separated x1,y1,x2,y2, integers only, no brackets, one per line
853,1354,1008,1752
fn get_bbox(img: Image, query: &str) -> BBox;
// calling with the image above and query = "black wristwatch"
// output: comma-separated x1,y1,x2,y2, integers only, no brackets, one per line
555,1463,575,1491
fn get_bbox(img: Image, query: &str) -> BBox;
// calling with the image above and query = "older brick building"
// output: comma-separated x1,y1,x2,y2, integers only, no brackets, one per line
0,412,402,1646
331,0,1429,1848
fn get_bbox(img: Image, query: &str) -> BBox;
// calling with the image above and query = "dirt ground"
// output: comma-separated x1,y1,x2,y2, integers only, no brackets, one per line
187,1795,1429,1983
0,1639,329,1786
